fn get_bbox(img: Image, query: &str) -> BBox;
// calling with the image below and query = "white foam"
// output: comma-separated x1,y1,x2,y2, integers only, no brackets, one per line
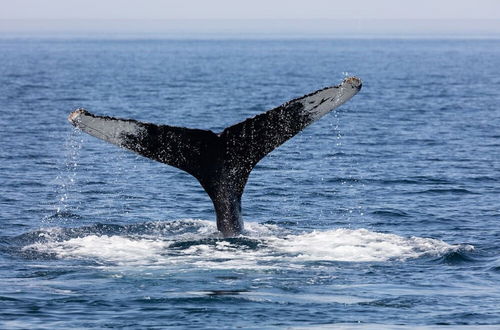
36,235,170,264
23,220,472,270
272,228,459,262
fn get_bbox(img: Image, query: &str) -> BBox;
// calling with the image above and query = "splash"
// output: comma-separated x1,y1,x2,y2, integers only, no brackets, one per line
271,228,460,262
20,220,473,270
48,128,84,223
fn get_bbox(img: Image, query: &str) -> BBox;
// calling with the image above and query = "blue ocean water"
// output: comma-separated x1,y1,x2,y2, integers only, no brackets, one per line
0,38,499,328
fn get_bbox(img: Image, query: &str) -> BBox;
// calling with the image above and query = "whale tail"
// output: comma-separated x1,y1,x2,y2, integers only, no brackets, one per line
68,77,362,236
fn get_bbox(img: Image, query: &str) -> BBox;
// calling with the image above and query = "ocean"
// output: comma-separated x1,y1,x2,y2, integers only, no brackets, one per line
0,38,499,328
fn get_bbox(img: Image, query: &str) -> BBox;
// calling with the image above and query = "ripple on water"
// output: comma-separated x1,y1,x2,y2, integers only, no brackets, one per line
431,249,478,265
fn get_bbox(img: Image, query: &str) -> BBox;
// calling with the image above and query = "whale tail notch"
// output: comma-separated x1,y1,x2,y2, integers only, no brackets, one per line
68,77,362,236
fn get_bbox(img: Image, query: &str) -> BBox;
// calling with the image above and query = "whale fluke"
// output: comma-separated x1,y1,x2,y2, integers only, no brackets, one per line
68,77,362,236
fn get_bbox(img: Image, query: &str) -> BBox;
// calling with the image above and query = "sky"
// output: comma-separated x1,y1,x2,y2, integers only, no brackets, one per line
1,0,500,20
1,0,499,37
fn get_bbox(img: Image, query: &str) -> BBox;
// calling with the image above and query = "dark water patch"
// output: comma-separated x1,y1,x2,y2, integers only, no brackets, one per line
432,250,478,265
17,269,76,280
0,196,17,203
326,177,360,184
84,180,107,185
407,188,477,195
46,211,82,220
133,295,246,305
325,151,351,157
0,295,21,302
0,236,11,246
370,208,410,218
432,312,499,325
204,289,249,296
432,216,456,224
15,247,60,260
33,159,58,166
1,153,47,160
489,265,500,273
80,189,115,195
260,190,290,197
19,84,50,89
489,265,500,274
262,220,298,226
168,237,264,251
359,297,417,309
409,176,454,185
467,176,498,183
215,275,240,280
5,73,29,79
2,180,47,188
403,138,440,146
47,297,115,307
54,97,87,102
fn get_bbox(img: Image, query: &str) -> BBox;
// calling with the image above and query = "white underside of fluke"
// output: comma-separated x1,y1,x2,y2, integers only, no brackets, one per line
300,77,362,120
68,109,146,148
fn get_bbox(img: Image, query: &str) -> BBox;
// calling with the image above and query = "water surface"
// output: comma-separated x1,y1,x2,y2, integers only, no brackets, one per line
0,38,499,328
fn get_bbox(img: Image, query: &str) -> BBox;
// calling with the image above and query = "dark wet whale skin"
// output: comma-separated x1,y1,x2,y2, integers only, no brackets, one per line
68,78,362,236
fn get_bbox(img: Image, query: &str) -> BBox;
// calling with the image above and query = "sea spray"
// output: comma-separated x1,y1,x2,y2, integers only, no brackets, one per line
46,128,84,224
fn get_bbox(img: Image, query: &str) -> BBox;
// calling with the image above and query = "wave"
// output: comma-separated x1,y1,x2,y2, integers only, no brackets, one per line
370,208,410,218
433,250,479,264
408,188,477,195
13,220,473,270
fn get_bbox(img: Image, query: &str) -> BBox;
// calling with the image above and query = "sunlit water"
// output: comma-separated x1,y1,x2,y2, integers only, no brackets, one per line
0,39,499,328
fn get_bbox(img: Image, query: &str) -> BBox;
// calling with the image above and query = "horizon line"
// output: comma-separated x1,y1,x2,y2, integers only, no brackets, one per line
1,18,499,38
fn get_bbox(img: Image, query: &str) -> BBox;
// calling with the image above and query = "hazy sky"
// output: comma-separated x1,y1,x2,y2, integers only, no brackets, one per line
1,0,500,20
1,0,499,36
